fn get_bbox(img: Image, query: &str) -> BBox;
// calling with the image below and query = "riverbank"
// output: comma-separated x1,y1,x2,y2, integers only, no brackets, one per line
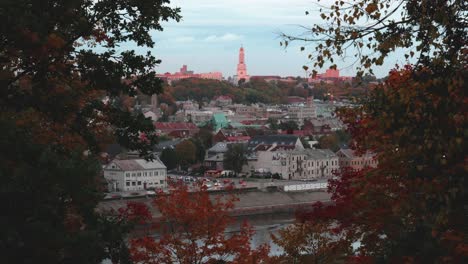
98,189,331,219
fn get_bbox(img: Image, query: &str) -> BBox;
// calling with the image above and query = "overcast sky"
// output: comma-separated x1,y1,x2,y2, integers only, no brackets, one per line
127,0,407,78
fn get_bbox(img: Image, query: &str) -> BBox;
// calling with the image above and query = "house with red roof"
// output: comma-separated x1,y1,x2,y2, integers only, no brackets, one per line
154,122,199,138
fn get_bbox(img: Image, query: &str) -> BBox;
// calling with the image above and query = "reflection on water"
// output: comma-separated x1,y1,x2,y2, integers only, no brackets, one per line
230,213,296,256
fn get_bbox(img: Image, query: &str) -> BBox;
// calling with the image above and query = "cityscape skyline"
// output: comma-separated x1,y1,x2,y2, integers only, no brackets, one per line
122,0,411,79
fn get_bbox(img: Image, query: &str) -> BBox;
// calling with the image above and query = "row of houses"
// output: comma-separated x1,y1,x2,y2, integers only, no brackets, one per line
102,134,377,192
204,135,377,180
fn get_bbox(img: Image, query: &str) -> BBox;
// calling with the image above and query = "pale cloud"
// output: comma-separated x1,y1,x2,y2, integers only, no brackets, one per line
173,36,195,43
204,33,243,42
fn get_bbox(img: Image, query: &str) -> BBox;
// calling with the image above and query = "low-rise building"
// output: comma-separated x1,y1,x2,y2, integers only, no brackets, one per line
104,158,167,192
154,122,200,138
212,95,233,107
204,142,236,171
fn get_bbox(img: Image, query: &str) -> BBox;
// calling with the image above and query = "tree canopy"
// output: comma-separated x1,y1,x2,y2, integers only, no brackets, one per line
0,0,180,262
223,144,248,174
129,184,270,263
280,0,467,262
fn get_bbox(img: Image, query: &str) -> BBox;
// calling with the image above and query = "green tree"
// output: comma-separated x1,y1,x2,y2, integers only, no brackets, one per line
267,118,279,130
223,144,247,174
175,140,197,170
317,134,339,152
0,0,180,262
194,127,214,149
189,137,206,163
159,148,178,170
279,121,299,132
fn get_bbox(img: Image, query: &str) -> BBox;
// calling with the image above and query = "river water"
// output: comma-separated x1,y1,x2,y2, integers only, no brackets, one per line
226,212,296,255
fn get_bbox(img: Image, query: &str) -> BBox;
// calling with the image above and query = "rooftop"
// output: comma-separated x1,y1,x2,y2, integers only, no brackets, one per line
106,158,167,171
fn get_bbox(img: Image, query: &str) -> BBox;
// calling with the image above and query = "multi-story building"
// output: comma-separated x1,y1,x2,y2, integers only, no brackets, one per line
157,65,223,82
285,97,316,125
336,148,378,171
254,148,339,180
104,158,167,192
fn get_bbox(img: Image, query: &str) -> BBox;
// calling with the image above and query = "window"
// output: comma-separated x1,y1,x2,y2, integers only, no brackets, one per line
160,180,164,184
137,181,141,186
149,172,152,176
326,161,329,166
137,172,141,176
144,172,147,176
126,182,130,186
155,171,158,176
132,173,136,177
125,173,130,177
132,182,136,186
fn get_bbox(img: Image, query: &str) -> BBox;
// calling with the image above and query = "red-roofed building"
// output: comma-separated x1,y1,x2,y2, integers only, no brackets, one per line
154,122,199,138
213,128,250,143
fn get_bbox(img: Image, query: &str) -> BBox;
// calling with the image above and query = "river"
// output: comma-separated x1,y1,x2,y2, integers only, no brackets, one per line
230,212,296,255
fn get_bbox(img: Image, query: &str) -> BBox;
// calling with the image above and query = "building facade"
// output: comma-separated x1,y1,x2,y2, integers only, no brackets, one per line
254,149,339,180
104,159,167,192
336,148,378,171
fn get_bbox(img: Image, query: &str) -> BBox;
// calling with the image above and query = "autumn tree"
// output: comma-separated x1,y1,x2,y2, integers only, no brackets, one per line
280,0,467,262
223,144,247,174
0,0,180,262
129,184,270,263
272,220,351,264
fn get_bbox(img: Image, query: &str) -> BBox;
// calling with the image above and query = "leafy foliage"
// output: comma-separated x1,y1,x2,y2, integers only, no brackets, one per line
160,148,178,170
283,0,467,76
0,0,180,262
317,130,350,152
129,184,270,263
223,144,248,174
272,221,351,264
281,0,468,262
175,140,197,170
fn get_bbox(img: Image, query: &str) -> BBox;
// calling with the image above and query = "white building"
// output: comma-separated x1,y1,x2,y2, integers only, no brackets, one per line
254,148,339,180
286,97,316,125
103,158,167,192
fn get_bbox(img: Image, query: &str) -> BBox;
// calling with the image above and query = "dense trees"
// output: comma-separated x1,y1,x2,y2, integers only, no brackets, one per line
174,140,197,170
129,184,270,263
278,121,299,132
281,0,467,262
0,0,180,262
160,148,178,170
316,130,350,152
272,221,351,264
167,78,319,105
